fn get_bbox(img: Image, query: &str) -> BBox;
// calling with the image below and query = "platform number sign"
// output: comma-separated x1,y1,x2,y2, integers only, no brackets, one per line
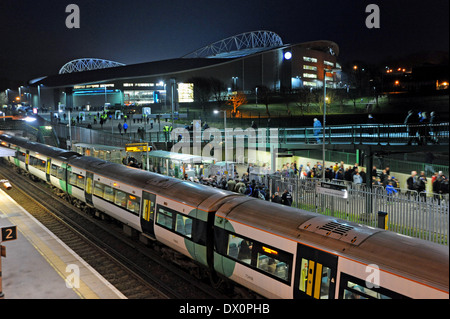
1,226,17,242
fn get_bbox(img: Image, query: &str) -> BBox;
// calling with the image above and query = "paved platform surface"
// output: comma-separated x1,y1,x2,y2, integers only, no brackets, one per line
0,188,127,299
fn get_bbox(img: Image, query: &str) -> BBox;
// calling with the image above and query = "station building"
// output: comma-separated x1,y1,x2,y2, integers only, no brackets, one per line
24,31,341,112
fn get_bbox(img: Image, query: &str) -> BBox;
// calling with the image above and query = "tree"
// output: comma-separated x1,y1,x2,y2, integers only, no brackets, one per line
257,86,272,117
188,77,212,116
210,77,227,108
227,92,247,117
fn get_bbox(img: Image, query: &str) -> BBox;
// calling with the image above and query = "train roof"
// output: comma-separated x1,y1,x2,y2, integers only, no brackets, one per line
68,155,236,210
0,133,80,160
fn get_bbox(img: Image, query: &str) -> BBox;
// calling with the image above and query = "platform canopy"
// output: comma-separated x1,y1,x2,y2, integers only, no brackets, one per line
0,146,15,157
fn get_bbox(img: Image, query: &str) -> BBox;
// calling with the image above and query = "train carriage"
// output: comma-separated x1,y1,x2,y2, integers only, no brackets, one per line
215,198,449,299
67,156,144,231
142,177,238,267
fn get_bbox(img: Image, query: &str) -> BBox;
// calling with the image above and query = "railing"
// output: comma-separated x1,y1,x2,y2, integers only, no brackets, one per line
279,122,449,145
268,175,449,245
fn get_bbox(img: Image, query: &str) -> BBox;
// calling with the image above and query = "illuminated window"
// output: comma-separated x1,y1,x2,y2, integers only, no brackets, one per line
303,56,317,63
135,83,152,87
303,81,317,87
303,73,317,79
157,207,173,229
324,61,334,67
227,234,253,264
304,65,317,71
94,182,104,197
178,83,194,103
104,186,114,202
114,190,127,208
175,215,192,238
127,194,140,215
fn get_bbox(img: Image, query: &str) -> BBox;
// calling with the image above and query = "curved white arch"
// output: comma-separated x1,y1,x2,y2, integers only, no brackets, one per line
59,58,126,74
182,30,283,59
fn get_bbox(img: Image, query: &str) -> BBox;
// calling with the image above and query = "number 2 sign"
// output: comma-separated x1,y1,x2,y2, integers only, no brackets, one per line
1,226,17,242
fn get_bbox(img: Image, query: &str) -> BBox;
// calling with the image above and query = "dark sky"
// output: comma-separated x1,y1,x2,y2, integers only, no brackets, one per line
0,0,448,82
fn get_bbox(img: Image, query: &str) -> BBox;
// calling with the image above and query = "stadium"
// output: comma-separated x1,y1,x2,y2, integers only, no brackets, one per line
25,31,341,112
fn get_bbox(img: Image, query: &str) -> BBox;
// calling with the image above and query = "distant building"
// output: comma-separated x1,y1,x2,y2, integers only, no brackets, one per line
25,31,341,111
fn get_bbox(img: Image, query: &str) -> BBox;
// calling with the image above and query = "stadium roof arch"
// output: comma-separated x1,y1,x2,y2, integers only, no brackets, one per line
59,58,126,74
182,30,284,59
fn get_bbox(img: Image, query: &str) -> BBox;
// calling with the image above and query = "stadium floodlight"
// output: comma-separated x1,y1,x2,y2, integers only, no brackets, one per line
284,51,292,60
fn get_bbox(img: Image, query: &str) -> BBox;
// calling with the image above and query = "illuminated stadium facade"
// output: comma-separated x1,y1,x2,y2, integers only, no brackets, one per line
26,31,341,111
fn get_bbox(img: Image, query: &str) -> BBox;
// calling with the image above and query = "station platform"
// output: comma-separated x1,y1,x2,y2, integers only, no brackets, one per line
0,188,127,299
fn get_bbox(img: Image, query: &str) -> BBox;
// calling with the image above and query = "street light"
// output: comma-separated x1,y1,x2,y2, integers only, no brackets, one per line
214,109,228,173
322,68,341,180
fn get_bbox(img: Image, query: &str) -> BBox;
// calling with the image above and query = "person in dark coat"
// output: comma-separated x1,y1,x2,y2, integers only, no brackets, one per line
271,192,282,204
404,110,418,145
281,189,293,206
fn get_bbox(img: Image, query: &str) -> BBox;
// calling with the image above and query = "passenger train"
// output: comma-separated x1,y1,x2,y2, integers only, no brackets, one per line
0,133,448,299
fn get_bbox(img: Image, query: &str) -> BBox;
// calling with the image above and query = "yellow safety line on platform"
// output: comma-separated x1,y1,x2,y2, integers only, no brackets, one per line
11,219,99,299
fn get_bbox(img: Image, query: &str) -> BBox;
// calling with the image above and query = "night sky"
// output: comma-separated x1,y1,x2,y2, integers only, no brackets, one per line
0,0,448,83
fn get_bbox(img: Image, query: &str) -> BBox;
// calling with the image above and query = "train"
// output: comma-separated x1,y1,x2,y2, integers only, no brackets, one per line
0,132,448,299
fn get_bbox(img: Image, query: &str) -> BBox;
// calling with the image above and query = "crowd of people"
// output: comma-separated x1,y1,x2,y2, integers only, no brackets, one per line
404,110,441,145
407,170,449,201
179,170,294,207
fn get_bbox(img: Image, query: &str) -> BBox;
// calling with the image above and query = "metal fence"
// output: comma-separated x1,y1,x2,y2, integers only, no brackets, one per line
268,175,449,245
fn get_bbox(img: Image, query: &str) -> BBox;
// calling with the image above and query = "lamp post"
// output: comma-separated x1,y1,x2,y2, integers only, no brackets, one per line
322,68,340,180
214,110,228,173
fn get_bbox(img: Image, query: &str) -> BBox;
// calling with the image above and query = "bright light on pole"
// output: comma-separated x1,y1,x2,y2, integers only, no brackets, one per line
323,68,340,180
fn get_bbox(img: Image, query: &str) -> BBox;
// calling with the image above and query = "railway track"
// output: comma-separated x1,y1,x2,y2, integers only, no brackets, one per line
0,160,228,299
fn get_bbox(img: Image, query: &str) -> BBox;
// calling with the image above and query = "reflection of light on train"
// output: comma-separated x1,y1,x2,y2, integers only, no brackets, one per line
1,179,12,190
0,133,448,300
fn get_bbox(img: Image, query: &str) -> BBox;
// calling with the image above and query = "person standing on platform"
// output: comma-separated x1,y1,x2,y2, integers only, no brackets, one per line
313,118,322,144
281,189,293,206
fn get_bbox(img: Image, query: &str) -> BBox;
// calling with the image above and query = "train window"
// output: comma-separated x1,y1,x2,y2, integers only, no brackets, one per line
104,186,114,202
156,207,173,229
114,190,127,208
76,175,85,189
16,152,25,162
339,273,405,299
69,172,77,186
39,160,47,171
57,166,65,179
227,235,253,264
343,281,392,299
29,156,37,167
256,253,290,282
51,164,58,177
127,194,140,215
94,182,104,197
175,215,192,238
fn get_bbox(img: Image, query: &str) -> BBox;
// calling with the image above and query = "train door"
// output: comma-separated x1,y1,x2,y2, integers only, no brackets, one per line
85,171,94,206
46,158,51,182
293,243,338,299
141,191,156,238
25,150,30,171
